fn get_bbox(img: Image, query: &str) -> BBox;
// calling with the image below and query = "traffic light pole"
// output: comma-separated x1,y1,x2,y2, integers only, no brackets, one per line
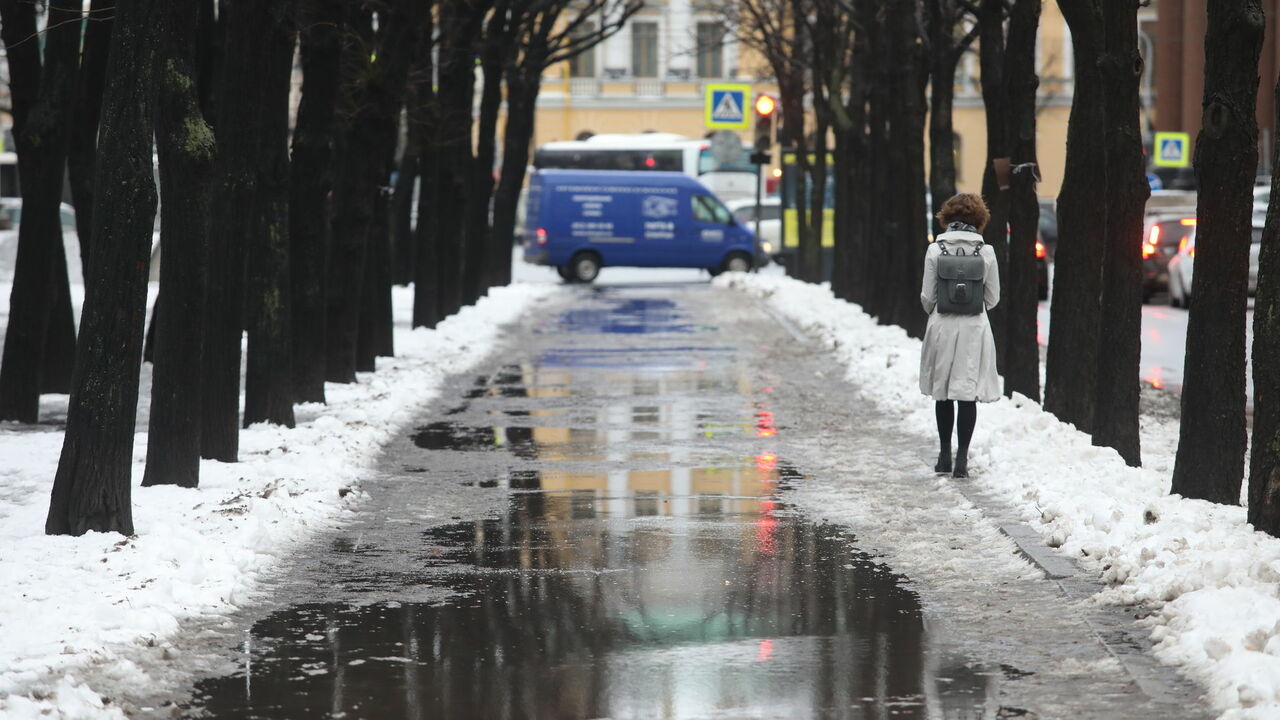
748,150,770,272
753,161,763,272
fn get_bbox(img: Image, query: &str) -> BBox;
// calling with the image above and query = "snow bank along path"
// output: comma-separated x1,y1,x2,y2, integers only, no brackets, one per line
715,273,1280,720
0,283,557,719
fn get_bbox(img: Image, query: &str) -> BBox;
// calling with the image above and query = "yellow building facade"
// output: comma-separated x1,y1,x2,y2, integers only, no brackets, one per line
524,2,1105,200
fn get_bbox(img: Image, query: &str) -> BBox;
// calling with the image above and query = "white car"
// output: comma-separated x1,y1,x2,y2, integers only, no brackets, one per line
0,199,162,284
0,199,81,282
725,196,781,257
1168,222,1262,308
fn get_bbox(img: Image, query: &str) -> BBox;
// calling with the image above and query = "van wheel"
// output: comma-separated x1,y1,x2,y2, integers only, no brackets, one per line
721,252,752,274
570,252,601,283
556,265,573,281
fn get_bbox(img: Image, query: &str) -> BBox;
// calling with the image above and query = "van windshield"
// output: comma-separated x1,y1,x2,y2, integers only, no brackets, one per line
692,194,732,224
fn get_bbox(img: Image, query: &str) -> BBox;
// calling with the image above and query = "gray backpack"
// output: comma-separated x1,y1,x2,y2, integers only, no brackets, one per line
936,242,986,315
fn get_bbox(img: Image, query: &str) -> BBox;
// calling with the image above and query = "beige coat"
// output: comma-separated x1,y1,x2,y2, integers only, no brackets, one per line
918,230,1001,402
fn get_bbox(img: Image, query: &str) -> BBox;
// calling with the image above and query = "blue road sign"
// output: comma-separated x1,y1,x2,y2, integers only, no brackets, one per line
705,84,751,130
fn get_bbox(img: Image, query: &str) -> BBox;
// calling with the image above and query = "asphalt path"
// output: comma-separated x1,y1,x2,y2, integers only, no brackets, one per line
125,279,1210,719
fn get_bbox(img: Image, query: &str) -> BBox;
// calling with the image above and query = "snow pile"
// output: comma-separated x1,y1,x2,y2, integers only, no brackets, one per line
715,272,1280,719
0,282,557,718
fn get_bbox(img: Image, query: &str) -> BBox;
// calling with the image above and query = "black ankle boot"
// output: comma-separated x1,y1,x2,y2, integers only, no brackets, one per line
952,450,969,479
935,450,952,474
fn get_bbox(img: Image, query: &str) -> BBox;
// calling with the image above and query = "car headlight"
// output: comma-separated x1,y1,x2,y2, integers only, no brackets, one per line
761,241,774,254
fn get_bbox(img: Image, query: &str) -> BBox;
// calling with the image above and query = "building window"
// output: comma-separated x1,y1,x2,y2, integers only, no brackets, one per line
696,22,723,78
569,22,596,77
632,21,658,78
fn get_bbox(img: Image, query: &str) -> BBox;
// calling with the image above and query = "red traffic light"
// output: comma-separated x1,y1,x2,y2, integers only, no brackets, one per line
754,94,776,116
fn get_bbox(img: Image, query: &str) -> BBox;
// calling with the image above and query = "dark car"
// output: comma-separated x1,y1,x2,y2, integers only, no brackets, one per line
1033,199,1056,300
1142,215,1196,301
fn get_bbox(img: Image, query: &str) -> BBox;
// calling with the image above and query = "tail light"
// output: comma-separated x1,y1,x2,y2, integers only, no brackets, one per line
1035,240,1047,259
1180,218,1197,226
536,227,548,246
1142,224,1160,259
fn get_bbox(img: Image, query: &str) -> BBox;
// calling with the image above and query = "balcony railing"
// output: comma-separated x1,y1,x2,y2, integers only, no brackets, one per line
569,78,600,97
635,78,663,97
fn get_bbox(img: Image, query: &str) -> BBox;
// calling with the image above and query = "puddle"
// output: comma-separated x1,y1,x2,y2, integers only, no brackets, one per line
190,509,993,719
183,286,997,719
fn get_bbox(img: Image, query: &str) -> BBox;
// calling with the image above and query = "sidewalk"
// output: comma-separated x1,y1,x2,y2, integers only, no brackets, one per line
0,282,557,718
717,272,1280,719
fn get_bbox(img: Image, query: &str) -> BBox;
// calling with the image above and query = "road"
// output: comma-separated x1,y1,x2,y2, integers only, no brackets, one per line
100,279,1209,719
1040,297,1252,399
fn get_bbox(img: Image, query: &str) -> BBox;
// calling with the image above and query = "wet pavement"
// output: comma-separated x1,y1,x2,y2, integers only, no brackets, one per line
165,283,1208,719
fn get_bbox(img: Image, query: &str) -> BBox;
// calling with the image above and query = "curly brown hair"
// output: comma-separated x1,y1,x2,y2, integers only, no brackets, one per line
935,193,990,232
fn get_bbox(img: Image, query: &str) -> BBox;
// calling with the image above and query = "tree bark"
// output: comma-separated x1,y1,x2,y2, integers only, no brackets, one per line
1092,0,1152,467
357,182,394,371
977,0,1010,374
434,0,484,318
410,13,442,329
1045,0,1106,432
927,1,971,236
1003,0,1041,401
1172,0,1263,498
391,141,418,287
326,0,423,382
46,0,159,536
861,21,890,318
468,3,511,300
491,66,541,291
242,0,297,429
1249,79,1280,535
202,0,287,459
143,0,216,488
883,0,928,339
67,0,115,271
289,0,342,404
0,0,82,421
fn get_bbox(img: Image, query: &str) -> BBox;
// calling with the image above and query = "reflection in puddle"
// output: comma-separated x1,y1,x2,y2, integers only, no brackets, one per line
185,287,997,719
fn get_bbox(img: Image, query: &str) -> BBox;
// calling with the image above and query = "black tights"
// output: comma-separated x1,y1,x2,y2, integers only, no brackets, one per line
935,400,976,456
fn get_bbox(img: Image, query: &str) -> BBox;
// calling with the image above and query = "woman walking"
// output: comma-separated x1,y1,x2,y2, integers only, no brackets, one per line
919,193,1001,478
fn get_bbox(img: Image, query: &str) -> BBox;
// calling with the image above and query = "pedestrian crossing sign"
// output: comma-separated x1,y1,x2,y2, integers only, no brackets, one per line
1154,131,1191,168
705,84,751,130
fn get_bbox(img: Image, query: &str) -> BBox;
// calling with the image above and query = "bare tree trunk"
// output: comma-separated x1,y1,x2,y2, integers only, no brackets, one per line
243,0,297,429
46,0,159,536
1092,0,1151,467
1045,0,1106,432
469,5,511,299
357,181,394,371
926,0,972,236
977,0,1010,374
491,68,541,290
0,0,82,421
1250,78,1280,535
884,0,928,339
202,0,284,459
434,0,483,318
862,25,890,318
327,0,421,381
1003,0,1041,401
289,0,342,404
67,0,114,271
144,0,216,488
326,6,377,383
1172,0,1263,497
391,141,418,287
410,15,442,328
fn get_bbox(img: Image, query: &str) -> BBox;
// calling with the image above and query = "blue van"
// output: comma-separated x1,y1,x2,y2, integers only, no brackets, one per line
522,169,758,282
